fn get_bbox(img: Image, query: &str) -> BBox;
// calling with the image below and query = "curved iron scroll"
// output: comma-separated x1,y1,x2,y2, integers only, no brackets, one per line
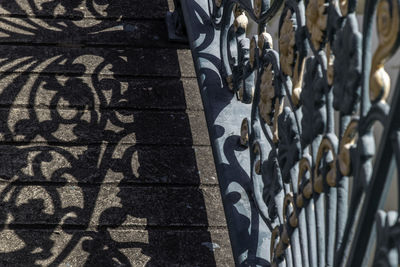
182,0,400,265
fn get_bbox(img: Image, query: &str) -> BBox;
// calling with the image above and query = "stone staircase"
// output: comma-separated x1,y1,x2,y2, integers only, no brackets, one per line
0,0,232,266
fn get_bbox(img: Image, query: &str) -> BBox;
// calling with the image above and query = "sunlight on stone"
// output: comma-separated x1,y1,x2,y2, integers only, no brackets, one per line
0,19,34,36
60,173,79,184
8,108,30,134
0,56,34,73
35,80,57,107
119,56,128,62
57,99,78,120
36,106,52,122
73,19,102,28
16,186,55,215
40,151,72,180
6,17,37,30
57,186,84,209
89,25,123,34
55,75,68,87
105,119,125,133
112,144,130,159
3,186,16,202
72,55,104,75
0,229,25,253
15,0,34,15
116,111,134,124
57,236,92,267
94,1,109,16
121,82,129,94
131,150,140,177
0,7,11,15
31,18,62,32
80,110,92,123
91,183,123,226
101,63,115,75
103,169,124,184
14,56,61,106
115,132,137,147
52,124,78,142
35,0,53,11
102,87,113,106
53,3,66,16
35,230,75,266
21,151,41,177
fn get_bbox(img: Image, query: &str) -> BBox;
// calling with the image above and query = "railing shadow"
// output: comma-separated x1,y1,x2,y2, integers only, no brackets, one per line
0,0,217,266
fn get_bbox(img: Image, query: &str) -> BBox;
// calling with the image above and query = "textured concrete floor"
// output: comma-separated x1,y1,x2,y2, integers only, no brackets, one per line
0,1,233,266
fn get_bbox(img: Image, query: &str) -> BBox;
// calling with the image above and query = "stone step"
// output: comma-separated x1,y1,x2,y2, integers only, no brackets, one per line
0,46,195,78
0,74,202,111
0,144,217,185
0,184,225,227
0,0,169,19
0,228,231,266
0,17,185,48
1,108,209,145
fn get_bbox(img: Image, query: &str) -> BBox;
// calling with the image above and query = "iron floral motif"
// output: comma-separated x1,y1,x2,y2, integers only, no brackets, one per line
332,14,362,114
306,0,328,50
206,0,400,264
300,56,326,147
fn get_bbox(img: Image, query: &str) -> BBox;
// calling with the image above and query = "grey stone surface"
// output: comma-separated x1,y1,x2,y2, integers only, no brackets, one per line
0,229,232,266
0,46,195,78
2,108,209,145
0,145,216,185
0,0,169,19
0,0,233,265
0,184,226,227
0,75,201,110
0,18,187,48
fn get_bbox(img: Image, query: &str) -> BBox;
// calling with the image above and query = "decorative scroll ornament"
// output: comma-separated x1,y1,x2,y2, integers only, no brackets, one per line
259,64,276,126
279,9,305,106
234,5,249,32
283,193,298,228
306,0,328,50
370,0,400,102
332,14,362,114
209,0,400,264
338,120,358,176
240,118,250,146
300,57,326,146
296,157,313,207
339,0,349,16
314,136,338,192
279,11,296,77
258,31,273,55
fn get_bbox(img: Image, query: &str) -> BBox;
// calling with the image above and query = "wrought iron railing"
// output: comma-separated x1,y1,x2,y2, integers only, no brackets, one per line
171,0,400,265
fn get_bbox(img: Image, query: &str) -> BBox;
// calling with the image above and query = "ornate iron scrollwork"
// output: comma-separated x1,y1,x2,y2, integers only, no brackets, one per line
207,0,400,265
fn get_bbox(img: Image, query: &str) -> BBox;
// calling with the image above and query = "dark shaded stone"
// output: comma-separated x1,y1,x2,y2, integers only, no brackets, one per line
0,46,195,78
0,75,202,111
0,0,170,19
2,108,208,145
0,145,216,185
0,185,225,227
0,18,187,48
0,229,233,266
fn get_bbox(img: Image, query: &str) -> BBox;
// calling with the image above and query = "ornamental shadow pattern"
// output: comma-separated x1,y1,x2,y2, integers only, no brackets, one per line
0,1,216,266
179,0,400,265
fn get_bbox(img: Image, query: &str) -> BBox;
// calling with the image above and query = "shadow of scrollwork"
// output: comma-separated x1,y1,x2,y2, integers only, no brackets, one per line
0,0,217,266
